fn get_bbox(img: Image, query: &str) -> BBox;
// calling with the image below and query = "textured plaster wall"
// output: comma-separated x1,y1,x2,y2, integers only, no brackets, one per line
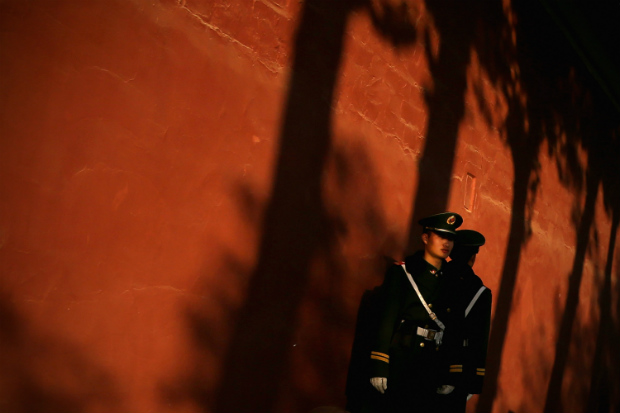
0,1,618,413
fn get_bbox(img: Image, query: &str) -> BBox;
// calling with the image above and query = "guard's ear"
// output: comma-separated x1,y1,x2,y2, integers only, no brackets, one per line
421,232,429,244
468,253,477,267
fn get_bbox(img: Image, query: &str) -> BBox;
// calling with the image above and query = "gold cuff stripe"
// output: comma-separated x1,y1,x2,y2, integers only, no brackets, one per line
371,351,389,359
476,371,485,376
371,355,389,363
450,368,463,372
476,368,485,372
450,365,463,368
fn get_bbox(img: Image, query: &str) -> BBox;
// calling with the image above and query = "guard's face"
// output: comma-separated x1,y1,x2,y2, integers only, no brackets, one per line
422,231,454,260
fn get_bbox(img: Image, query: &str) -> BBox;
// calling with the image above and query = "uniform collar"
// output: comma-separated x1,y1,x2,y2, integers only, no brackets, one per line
445,261,482,285
405,250,445,277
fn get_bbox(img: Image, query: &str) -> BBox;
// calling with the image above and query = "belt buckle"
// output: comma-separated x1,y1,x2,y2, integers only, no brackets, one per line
426,330,436,340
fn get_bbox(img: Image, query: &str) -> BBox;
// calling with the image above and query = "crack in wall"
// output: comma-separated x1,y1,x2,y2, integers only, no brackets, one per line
177,1,284,74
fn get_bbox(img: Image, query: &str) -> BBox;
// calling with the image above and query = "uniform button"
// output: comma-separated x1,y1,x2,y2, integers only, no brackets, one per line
424,325,429,329
420,342,425,348
447,308,451,313
428,303,433,308
436,346,439,351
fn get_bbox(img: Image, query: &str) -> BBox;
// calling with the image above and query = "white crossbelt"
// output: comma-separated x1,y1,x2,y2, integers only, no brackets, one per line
463,286,487,347
465,286,487,317
401,264,445,345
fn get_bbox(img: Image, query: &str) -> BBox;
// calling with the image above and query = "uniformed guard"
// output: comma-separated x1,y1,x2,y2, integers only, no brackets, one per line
365,212,465,413
441,229,492,413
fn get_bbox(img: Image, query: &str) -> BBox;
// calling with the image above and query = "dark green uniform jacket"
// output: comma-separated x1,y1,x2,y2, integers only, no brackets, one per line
368,251,464,411
446,261,492,394
438,260,492,413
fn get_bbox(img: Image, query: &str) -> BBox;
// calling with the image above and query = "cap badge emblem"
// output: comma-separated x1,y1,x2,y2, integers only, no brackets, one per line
447,215,456,225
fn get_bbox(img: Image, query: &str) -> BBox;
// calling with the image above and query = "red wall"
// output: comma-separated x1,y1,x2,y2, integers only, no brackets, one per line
1,1,618,413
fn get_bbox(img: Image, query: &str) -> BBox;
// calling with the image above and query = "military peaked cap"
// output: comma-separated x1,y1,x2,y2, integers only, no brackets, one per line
418,212,463,235
455,229,486,247
450,229,485,261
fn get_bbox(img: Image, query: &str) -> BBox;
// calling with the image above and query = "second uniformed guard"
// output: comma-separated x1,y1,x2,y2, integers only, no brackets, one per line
366,212,465,413
441,229,492,412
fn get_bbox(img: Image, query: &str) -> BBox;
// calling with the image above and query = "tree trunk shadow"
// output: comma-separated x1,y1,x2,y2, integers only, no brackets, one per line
213,3,351,412
542,170,599,412
585,213,619,413
210,1,419,412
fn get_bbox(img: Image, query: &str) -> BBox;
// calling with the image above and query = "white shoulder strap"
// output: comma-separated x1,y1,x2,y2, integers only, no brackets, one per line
465,286,487,317
400,264,445,331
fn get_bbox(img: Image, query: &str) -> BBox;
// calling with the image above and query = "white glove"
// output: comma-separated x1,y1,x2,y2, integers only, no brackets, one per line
467,394,473,401
370,377,387,394
436,385,455,394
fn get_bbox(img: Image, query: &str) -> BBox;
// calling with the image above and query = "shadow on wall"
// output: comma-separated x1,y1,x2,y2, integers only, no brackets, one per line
405,0,483,243
165,0,620,412
164,1,422,413
207,1,362,411
219,1,418,412
585,130,620,411
583,213,619,413
0,296,123,413
465,2,620,412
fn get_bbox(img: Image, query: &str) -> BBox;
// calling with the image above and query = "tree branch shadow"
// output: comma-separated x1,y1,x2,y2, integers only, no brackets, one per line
0,295,123,413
